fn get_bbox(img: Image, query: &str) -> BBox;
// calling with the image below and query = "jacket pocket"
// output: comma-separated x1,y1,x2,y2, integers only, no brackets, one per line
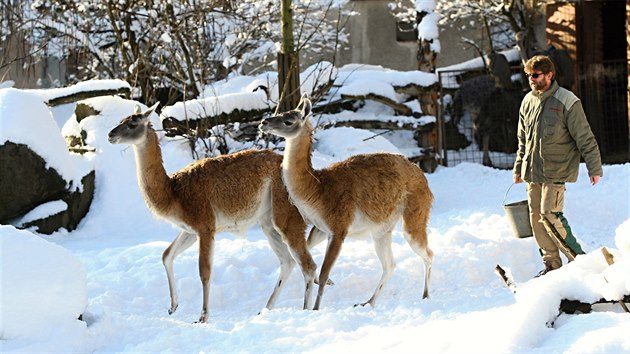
542,148,570,180
542,115,559,139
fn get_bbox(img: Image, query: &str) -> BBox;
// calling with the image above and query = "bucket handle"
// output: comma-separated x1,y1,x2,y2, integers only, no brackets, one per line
503,183,524,205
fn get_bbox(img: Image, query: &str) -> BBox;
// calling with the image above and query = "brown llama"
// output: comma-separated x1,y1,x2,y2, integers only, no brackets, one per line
259,95,434,310
108,103,317,323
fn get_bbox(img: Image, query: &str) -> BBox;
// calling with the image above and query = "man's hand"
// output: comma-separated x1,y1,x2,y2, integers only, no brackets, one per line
513,174,523,183
590,175,601,185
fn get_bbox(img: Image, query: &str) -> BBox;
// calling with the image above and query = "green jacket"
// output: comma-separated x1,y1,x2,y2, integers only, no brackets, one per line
513,81,602,183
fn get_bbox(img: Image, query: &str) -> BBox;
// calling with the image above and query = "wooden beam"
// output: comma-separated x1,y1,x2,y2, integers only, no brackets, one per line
46,87,131,107
340,93,413,116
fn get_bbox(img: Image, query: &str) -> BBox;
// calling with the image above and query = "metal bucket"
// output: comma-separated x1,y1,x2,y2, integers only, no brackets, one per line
503,184,533,239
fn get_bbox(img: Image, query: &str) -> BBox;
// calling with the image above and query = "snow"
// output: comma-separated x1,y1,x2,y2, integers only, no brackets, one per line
415,0,440,52
338,79,398,100
416,0,437,13
1,73,629,353
0,88,94,189
201,62,337,105
334,64,438,89
1,225,87,351
160,91,272,121
312,127,401,166
24,79,131,103
417,13,441,40
437,47,522,89
437,47,523,73
15,200,68,226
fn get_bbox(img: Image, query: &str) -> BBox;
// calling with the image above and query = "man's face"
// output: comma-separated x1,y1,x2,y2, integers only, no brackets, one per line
527,71,552,92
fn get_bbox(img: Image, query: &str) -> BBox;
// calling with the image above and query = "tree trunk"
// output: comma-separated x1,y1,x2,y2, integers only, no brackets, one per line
278,52,300,112
415,9,439,171
278,0,300,112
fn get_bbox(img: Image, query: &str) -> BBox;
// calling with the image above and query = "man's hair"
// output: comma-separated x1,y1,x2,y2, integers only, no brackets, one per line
524,55,556,78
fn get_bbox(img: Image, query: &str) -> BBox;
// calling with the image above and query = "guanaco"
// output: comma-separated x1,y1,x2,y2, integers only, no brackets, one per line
259,95,434,310
108,103,317,323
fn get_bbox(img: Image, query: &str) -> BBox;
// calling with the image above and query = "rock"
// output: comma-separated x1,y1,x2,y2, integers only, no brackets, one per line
22,170,96,234
0,142,95,234
0,142,67,222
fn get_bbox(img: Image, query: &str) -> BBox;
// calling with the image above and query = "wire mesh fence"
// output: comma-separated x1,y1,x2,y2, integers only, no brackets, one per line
437,61,629,169
437,68,523,170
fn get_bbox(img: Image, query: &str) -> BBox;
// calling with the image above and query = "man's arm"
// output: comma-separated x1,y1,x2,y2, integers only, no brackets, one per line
565,100,603,178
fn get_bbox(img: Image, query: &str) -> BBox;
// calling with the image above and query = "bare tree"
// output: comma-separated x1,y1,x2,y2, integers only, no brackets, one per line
1,1,46,86
2,0,351,106
387,0,546,64
436,0,546,62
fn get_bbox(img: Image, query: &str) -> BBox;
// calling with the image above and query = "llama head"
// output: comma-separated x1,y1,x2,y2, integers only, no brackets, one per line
108,102,160,145
259,95,312,139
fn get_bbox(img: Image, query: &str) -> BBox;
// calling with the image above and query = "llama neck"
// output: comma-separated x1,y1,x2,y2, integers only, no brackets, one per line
282,120,321,200
133,129,174,213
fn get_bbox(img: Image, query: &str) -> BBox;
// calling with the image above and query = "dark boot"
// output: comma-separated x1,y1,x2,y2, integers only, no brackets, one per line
534,259,562,278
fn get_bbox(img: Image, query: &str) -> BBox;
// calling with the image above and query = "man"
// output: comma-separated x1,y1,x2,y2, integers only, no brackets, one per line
513,55,602,277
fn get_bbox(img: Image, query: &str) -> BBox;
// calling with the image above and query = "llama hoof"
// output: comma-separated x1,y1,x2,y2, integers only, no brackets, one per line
194,315,208,324
168,304,178,315
193,310,209,324
314,278,335,286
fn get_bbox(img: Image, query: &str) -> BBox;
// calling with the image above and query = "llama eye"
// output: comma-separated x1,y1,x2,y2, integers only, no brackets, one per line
283,119,293,126
129,116,142,128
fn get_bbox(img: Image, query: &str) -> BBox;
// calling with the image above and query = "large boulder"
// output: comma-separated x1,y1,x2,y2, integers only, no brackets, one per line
0,142,67,222
0,88,95,234
21,170,95,234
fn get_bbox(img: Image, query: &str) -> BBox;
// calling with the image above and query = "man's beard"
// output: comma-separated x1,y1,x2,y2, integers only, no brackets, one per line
530,80,546,92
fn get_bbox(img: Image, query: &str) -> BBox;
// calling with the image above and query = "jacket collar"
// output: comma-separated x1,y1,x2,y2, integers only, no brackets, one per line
533,80,559,100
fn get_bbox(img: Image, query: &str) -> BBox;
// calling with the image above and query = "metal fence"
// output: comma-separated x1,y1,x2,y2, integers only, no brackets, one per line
437,60,629,169
437,68,524,170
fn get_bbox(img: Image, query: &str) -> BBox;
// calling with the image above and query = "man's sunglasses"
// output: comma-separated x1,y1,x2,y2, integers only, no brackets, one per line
526,72,545,79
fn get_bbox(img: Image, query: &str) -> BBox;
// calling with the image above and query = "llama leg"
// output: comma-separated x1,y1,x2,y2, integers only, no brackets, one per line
314,234,345,310
162,231,197,315
402,228,433,299
307,227,328,249
417,245,433,299
196,232,215,323
307,227,334,286
279,230,317,310
403,190,433,299
269,181,317,309
260,222,298,310
357,229,395,307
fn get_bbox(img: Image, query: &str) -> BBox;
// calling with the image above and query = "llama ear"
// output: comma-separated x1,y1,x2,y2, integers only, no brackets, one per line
133,105,142,114
296,92,309,109
301,98,312,118
144,102,160,117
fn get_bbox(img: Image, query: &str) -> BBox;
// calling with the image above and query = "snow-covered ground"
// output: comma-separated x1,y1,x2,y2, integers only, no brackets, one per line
1,72,629,353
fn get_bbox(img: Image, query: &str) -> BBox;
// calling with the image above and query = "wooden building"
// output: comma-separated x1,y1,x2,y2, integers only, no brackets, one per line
546,0,628,163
